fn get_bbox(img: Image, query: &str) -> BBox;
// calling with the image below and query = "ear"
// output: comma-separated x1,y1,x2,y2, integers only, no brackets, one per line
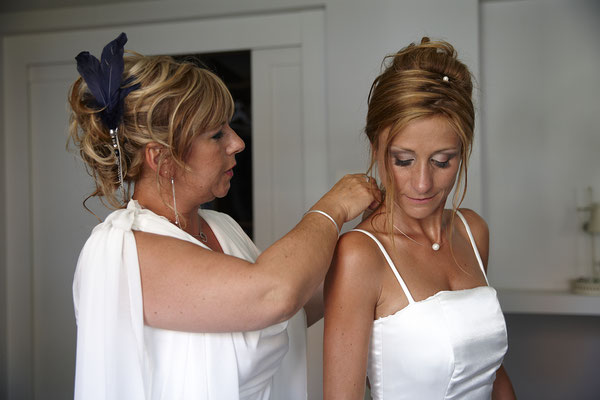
144,143,172,178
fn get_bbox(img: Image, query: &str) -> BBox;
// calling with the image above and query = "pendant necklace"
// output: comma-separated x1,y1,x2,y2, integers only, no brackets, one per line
193,217,208,243
393,225,441,251
193,231,208,243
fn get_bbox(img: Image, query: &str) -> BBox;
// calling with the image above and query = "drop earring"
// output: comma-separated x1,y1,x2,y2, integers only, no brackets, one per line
170,176,180,227
170,175,208,243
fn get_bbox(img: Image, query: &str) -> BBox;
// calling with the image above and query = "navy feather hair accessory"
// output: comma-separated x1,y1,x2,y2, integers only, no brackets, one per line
75,32,139,203
75,32,139,130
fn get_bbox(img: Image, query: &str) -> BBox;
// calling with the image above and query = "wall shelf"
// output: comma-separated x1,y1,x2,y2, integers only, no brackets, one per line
497,289,600,316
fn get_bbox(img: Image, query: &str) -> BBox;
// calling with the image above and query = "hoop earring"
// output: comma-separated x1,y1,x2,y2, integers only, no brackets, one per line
171,176,180,227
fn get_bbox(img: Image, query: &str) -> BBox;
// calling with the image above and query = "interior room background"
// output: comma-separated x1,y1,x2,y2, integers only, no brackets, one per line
1,0,599,399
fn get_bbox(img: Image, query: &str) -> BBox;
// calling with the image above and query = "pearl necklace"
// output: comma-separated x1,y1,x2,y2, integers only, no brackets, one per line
393,225,441,251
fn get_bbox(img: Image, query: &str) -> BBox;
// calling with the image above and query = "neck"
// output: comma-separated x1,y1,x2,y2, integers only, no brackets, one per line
379,203,447,245
132,176,202,235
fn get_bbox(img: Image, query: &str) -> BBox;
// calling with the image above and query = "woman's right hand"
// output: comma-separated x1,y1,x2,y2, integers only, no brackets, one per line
311,173,381,225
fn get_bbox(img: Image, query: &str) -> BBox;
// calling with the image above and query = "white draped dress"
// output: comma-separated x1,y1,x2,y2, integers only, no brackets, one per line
73,200,307,400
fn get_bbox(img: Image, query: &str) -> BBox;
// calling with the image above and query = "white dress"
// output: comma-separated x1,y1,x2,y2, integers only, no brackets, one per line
73,200,307,400
352,211,508,400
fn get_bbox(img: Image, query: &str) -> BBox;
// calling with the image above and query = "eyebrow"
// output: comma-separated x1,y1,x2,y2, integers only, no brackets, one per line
389,147,460,154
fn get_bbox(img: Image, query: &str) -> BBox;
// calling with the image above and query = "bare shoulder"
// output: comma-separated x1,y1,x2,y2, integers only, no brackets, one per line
132,230,217,271
327,229,386,298
133,230,200,252
456,208,489,239
133,230,174,250
456,208,490,267
333,230,387,274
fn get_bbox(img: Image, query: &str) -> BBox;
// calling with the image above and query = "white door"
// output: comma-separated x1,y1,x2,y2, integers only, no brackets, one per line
253,46,304,250
3,10,326,399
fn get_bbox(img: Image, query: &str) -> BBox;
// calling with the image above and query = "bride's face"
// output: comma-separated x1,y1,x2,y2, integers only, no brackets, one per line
376,115,461,219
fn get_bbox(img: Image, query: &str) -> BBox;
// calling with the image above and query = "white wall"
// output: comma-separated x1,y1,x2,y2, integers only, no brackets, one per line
325,0,481,208
1,0,599,399
480,1,600,399
482,0,600,290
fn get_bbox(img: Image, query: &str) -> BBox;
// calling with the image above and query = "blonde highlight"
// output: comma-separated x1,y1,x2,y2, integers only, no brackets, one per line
68,51,234,210
365,37,475,248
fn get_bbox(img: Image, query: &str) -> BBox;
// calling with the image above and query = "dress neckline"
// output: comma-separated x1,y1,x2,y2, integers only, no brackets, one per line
373,286,496,323
352,210,488,304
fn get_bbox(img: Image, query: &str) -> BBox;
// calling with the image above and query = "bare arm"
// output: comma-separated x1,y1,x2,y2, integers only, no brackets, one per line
323,232,381,400
492,365,516,400
303,282,324,328
137,174,380,333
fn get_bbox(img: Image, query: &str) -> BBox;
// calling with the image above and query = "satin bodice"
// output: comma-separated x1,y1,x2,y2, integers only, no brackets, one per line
367,286,507,399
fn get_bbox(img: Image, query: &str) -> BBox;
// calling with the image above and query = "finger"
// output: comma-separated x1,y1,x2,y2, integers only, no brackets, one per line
364,176,380,195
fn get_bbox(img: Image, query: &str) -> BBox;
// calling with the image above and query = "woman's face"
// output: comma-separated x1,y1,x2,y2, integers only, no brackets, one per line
176,123,245,204
376,116,461,219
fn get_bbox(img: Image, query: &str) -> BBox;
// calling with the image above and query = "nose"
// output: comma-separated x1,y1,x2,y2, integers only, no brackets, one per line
228,128,245,155
411,161,433,194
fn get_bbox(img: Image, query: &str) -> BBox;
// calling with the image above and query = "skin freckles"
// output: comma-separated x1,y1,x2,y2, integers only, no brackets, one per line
376,116,461,238
175,123,245,206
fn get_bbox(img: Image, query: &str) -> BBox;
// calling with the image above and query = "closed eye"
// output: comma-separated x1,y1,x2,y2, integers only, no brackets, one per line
432,159,450,168
431,153,458,168
394,158,413,167
211,130,224,140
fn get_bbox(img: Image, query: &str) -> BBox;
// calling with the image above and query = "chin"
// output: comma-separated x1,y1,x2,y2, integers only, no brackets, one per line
214,186,231,199
400,200,445,219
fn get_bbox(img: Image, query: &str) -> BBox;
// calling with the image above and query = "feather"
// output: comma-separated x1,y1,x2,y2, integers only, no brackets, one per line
75,32,139,130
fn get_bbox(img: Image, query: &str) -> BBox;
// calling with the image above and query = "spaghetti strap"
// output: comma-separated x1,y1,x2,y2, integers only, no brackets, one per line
455,210,489,285
350,229,415,304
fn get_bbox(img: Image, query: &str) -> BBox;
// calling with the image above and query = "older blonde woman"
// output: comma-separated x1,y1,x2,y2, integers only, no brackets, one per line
69,33,379,400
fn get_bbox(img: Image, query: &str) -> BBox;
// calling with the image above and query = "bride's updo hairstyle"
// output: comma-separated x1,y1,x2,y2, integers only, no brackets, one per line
365,37,475,227
68,52,234,209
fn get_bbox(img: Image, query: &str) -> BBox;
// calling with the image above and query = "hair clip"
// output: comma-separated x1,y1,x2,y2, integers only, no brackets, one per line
442,75,450,82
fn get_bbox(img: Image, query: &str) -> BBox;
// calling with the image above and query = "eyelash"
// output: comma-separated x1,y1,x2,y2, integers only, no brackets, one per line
432,159,450,168
394,159,412,167
211,130,224,140
393,158,451,168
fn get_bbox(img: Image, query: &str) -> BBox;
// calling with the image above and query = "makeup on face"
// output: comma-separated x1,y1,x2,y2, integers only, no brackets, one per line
390,148,460,169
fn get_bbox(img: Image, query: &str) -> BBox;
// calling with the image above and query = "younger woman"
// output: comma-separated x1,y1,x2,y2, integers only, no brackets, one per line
323,38,516,400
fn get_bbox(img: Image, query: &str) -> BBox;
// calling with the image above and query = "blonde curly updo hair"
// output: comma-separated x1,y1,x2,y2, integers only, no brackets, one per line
68,52,234,209
365,37,475,230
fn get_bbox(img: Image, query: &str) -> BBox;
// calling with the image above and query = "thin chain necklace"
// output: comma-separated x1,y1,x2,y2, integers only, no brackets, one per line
393,225,441,251
174,212,208,243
